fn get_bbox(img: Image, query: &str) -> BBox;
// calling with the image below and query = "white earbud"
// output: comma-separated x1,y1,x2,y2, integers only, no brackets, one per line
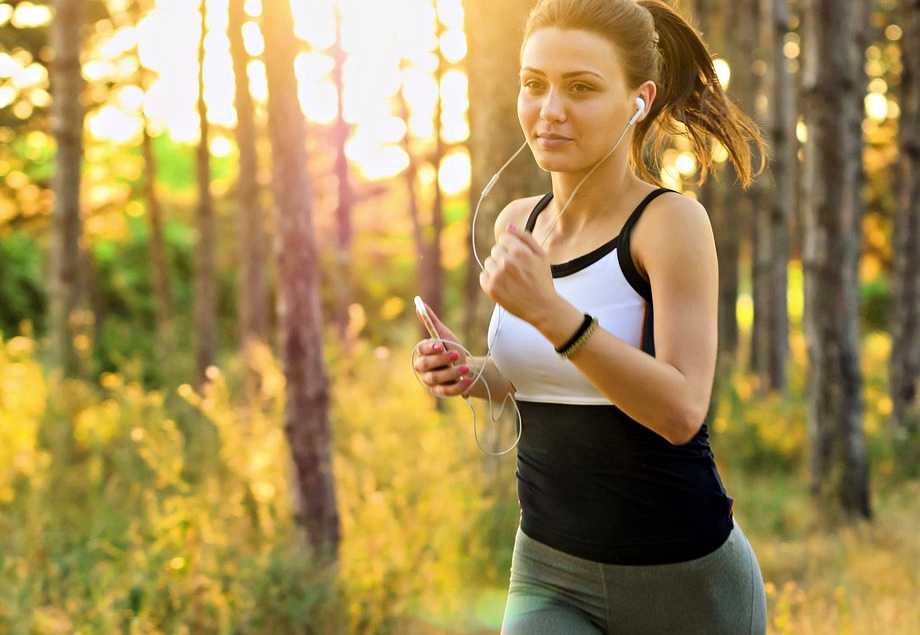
629,97,646,126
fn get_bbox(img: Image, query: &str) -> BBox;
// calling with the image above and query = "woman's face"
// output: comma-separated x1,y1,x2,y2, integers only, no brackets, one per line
518,27,636,175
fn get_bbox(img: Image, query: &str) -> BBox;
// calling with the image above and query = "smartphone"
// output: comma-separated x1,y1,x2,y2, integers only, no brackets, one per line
414,296,441,341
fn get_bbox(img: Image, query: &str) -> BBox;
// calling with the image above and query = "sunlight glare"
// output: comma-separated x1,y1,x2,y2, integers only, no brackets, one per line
713,58,730,89
440,68,469,143
243,0,261,18
119,0,472,183
100,25,137,59
246,60,268,103
0,87,15,110
346,134,409,180
865,92,888,121
241,21,264,57
379,117,409,144
675,151,697,176
210,134,234,157
0,53,16,78
436,0,465,29
11,2,52,29
82,59,116,83
116,85,145,111
439,150,470,196
0,5,12,28
439,29,467,64
11,63,46,90
293,0,336,49
88,105,143,144
295,52,337,124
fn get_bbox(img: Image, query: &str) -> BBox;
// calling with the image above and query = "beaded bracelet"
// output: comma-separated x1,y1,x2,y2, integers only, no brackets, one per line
555,314,599,359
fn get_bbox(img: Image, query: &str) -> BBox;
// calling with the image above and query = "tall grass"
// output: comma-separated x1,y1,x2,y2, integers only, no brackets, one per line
1,327,918,634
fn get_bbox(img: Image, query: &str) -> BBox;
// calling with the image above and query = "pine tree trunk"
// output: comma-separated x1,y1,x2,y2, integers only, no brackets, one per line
890,0,920,462
142,121,174,370
195,0,217,385
228,0,268,355
423,15,447,319
463,0,550,349
48,0,86,377
752,0,792,392
722,0,759,379
331,6,354,340
262,0,340,556
800,0,870,519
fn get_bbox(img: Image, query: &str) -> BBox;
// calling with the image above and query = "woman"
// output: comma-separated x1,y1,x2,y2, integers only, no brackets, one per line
413,0,767,632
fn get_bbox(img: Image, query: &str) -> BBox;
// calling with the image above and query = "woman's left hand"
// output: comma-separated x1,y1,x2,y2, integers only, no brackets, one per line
479,223,557,323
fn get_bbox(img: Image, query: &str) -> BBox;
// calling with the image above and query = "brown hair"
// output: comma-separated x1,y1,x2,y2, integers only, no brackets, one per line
522,0,766,187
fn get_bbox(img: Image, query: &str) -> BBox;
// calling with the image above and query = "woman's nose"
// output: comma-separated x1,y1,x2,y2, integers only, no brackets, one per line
540,88,566,123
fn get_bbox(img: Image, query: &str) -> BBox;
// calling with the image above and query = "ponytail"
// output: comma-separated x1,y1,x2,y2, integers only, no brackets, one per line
635,0,766,187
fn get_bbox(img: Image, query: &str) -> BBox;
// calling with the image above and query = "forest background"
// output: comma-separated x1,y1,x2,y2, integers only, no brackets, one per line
1,0,919,633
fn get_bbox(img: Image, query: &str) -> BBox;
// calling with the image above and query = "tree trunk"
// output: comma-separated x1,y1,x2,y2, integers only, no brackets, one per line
48,0,86,377
722,0,758,378
195,0,217,385
331,6,354,340
751,0,792,392
423,15,447,319
890,0,920,460
229,0,269,357
800,0,870,519
690,0,745,401
463,0,550,350
141,121,174,372
397,80,430,340
262,0,340,556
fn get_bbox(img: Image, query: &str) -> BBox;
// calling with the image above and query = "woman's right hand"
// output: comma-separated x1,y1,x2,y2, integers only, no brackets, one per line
412,305,474,397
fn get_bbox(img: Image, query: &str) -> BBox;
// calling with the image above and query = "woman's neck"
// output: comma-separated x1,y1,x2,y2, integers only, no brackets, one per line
548,166,645,228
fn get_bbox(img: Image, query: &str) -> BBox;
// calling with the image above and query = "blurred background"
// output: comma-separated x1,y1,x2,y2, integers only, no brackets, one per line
0,0,918,632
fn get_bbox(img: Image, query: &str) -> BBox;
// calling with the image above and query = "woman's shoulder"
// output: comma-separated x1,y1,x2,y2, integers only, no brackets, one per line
637,189,711,237
493,194,551,239
631,189,716,276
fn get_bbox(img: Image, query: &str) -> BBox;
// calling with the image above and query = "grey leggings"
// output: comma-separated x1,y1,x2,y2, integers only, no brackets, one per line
501,521,767,634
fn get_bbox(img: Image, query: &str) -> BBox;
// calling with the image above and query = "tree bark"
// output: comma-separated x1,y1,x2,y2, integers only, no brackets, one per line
721,0,758,378
262,0,340,555
890,0,920,463
751,0,793,392
228,0,269,355
48,0,86,377
141,120,174,370
463,0,550,350
800,0,870,519
195,0,217,385
330,6,354,340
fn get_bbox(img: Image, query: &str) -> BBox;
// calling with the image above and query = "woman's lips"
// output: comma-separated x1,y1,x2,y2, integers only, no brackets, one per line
536,133,572,148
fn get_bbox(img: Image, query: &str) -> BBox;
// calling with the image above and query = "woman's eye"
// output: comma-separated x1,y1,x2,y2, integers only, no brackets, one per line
571,83,593,93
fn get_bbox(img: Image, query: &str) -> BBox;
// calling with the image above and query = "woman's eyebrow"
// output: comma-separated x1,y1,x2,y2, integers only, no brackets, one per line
520,67,605,80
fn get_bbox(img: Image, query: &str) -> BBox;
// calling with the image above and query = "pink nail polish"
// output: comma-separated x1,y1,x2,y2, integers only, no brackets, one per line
448,350,460,361
462,377,474,387
459,365,470,375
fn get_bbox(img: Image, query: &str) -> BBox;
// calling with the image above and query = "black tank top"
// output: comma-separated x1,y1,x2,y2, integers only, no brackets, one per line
508,189,734,565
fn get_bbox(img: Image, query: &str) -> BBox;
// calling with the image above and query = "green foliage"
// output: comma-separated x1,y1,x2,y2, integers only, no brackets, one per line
328,334,504,633
0,335,343,633
860,272,890,333
0,330,513,633
0,231,45,337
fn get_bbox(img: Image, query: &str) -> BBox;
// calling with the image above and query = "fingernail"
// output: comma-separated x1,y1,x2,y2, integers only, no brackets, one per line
508,223,518,233
462,377,474,387
433,342,443,352
448,350,460,361
459,365,470,375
